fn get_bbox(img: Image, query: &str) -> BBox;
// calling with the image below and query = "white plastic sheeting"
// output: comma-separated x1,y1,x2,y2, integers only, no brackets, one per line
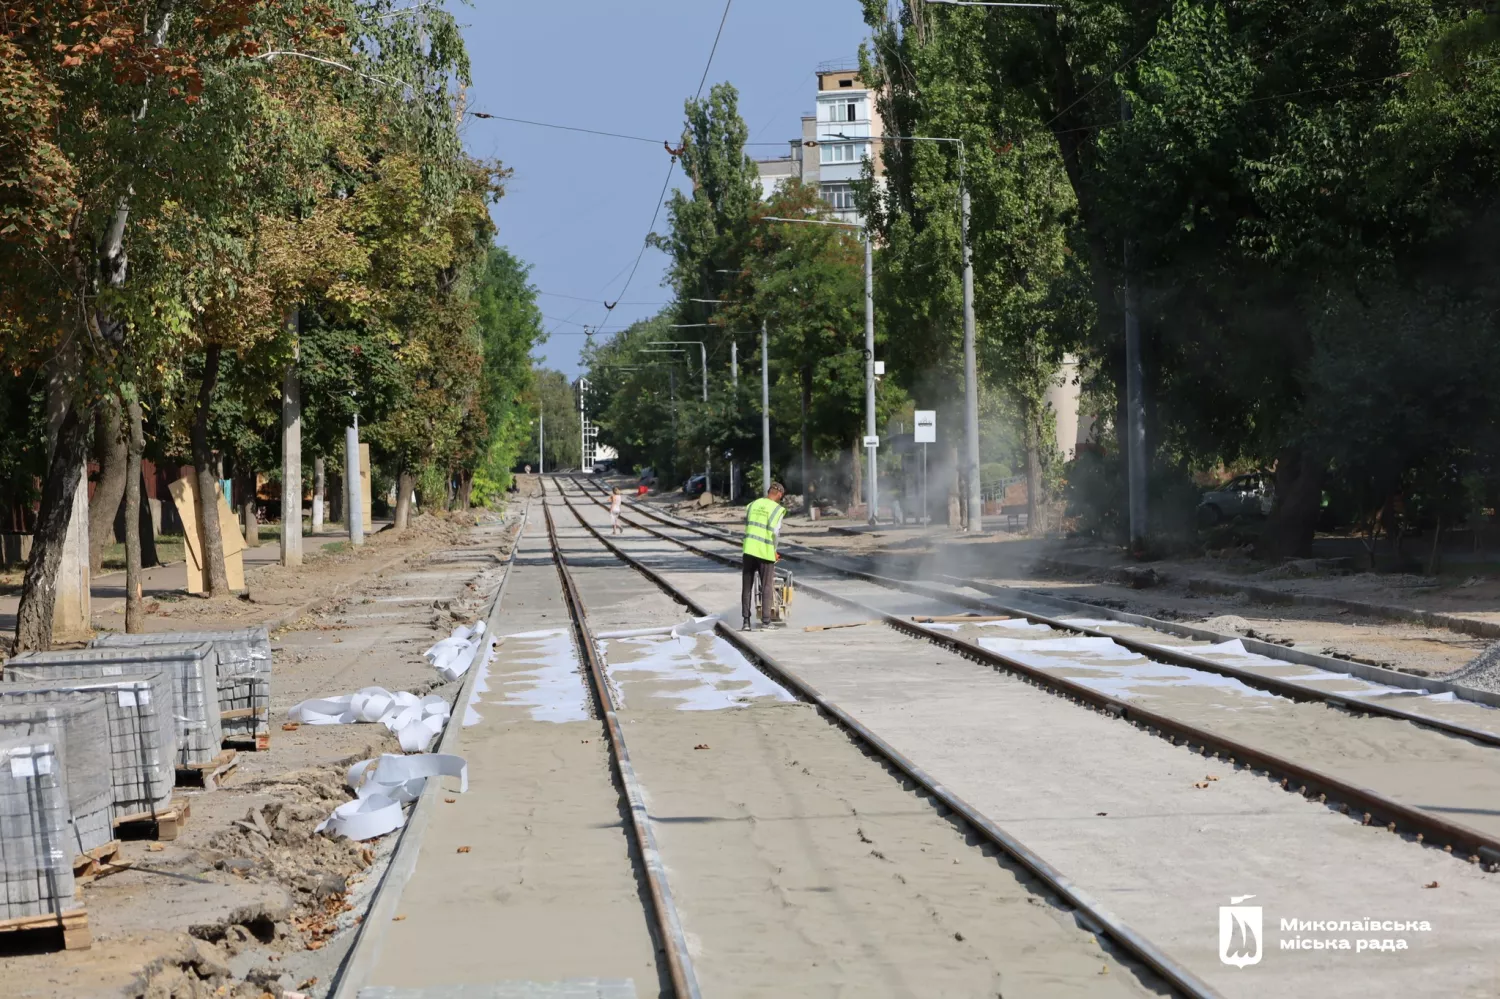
316,752,468,841
287,687,452,752
424,621,488,681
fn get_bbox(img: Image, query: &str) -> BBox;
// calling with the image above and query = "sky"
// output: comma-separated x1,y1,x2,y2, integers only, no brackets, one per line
452,0,873,377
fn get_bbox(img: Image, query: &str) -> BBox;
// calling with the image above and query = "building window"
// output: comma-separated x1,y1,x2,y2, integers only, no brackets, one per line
826,98,860,123
819,141,865,164
822,183,857,211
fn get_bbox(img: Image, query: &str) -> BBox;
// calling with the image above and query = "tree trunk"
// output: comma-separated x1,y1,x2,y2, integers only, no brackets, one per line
311,456,325,535
14,406,92,652
1023,402,1039,535
239,470,259,547
456,471,473,510
394,469,415,530
850,438,862,510
191,345,231,595
124,397,146,633
1254,446,1325,561
329,469,342,524
948,445,963,529
89,398,128,573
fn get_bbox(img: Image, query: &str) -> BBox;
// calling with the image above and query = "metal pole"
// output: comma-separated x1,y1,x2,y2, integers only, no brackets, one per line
923,443,928,527
761,319,770,494
961,186,982,533
1124,241,1148,550
345,416,363,546
864,234,878,525
539,408,544,476
701,343,709,496
731,341,739,502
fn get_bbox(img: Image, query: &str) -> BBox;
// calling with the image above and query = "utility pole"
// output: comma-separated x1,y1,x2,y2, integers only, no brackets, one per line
345,412,363,546
864,233,878,525
538,407,545,476
280,320,302,567
1121,94,1148,551
730,341,739,501
961,188,982,532
761,319,770,495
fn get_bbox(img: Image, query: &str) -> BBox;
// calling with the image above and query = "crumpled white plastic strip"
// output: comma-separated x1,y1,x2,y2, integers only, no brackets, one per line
315,752,468,841
425,621,488,681
595,615,719,641
287,686,452,752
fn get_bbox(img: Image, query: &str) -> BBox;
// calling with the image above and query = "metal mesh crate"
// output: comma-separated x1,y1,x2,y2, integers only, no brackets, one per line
93,628,271,744
0,677,174,821
0,703,112,857
0,737,78,920
7,645,223,765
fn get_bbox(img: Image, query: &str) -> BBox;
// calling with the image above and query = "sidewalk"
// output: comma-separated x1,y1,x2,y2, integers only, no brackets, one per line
0,523,389,638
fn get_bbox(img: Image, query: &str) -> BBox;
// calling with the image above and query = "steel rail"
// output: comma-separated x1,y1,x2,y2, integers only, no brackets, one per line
560,478,1500,868
550,479,1222,999
571,477,1500,749
540,486,702,999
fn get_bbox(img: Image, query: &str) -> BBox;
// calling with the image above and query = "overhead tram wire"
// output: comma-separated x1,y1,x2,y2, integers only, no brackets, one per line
591,0,736,338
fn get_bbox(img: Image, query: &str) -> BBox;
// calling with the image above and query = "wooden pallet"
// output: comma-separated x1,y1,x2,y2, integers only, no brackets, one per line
0,909,90,950
113,798,191,842
176,749,238,791
220,708,271,751
72,841,121,887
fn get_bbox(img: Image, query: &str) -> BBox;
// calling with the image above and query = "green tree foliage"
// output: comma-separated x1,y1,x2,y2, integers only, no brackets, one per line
531,368,582,471
863,0,1500,555
472,247,547,495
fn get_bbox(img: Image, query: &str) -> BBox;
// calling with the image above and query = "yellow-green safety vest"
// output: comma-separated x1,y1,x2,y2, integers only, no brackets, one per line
743,497,785,561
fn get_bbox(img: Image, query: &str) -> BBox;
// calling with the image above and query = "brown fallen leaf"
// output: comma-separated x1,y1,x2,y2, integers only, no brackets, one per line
305,941,324,951
1205,775,1219,781
392,914,407,922
456,846,471,854
443,797,456,804
1096,812,1108,817
1423,881,1440,889
694,744,710,750
148,843,164,853
1193,781,1210,789
282,722,300,732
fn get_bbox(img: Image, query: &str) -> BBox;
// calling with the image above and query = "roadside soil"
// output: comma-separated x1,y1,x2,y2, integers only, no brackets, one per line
612,480,1495,680
0,505,522,999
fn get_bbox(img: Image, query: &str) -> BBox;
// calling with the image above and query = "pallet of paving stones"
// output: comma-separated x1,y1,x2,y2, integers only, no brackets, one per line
0,700,114,857
0,909,91,951
7,644,224,765
0,735,86,948
93,627,273,749
0,676,176,823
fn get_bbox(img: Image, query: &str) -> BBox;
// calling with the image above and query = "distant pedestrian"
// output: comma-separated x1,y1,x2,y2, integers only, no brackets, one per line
610,488,623,535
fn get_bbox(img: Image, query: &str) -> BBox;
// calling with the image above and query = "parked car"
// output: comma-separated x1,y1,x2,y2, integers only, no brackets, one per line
1198,472,1274,526
683,473,708,497
591,458,616,475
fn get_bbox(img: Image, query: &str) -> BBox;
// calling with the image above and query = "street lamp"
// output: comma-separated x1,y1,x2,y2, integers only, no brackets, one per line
760,214,881,526
831,131,982,532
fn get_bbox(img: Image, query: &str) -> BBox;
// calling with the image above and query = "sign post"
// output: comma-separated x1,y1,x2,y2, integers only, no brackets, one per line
914,411,936,527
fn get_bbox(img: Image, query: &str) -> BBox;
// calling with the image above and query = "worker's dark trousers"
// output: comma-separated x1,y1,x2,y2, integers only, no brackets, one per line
741,553,776,624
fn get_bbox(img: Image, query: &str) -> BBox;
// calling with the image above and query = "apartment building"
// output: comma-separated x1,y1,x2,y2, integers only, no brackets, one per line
752,61,885,225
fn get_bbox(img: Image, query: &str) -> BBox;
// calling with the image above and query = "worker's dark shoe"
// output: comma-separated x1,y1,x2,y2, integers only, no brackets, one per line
741,617,753,631
762,619,786,630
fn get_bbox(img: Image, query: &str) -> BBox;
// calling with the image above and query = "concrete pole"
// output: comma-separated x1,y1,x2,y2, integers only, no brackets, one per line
730,341,739,501
761,319,771,495
346,417,363,546
961,187,983,532
538,408,545,475
311,457,325,535
279,335,302,566
864,234,878,525
1124,242,1148,550
700,343,710,495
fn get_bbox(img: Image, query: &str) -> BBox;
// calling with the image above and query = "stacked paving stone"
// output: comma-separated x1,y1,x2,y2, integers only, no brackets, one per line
7,645,223,766
94,628,271,744
0,676,175,821
0,702,113,856
0,736,78,920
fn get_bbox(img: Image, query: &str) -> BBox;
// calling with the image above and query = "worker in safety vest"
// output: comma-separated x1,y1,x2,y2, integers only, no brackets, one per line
741,482,787,630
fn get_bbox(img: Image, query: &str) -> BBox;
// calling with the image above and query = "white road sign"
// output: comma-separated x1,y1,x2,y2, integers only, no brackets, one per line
914,410,937,444
863,435,880,448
